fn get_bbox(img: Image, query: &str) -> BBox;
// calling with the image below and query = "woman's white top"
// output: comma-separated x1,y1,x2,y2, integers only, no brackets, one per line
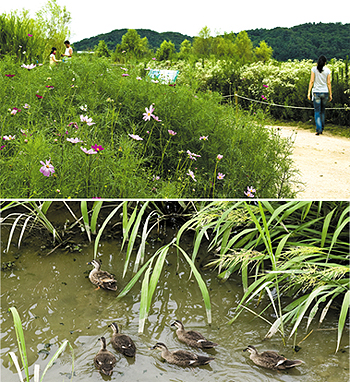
312,66,331,93
50,53,56,65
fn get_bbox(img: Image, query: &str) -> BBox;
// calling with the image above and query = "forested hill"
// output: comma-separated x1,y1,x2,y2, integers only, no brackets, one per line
73,22,349,61
247,22,349,61
74,29,193,53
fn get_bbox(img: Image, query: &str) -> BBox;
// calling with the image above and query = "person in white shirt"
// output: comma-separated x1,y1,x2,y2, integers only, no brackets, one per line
49,47,62,66
62,40,73,59
307,55,332,135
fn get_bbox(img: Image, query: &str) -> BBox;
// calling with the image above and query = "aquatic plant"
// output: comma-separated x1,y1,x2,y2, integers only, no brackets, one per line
177,200,350,351
8,307,74,382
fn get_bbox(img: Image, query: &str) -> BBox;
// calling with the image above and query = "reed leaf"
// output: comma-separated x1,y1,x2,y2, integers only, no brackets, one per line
8,352,24,382
174,244,212,324
133,211,158,273
8,307,29,381
123,201,149,278
39,340,74,382
138,262,152,333
94,202,124,258
90,201,103,235
80,200,91,242
336,290,350,353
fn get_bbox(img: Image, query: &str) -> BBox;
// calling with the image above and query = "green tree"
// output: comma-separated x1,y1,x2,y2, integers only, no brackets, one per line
254,40,273,62
179,39,192,58
35,0,71,58
233,30,253,63
120,29,149,57
192,26,212,56
94,40,110,57
156,40,175,61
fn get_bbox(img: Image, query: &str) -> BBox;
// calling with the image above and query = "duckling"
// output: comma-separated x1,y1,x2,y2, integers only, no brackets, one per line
243,345,303,370
109,322,136,357
171,320,218,349
94,337,117,376
87,259,117,291
150,342,215,367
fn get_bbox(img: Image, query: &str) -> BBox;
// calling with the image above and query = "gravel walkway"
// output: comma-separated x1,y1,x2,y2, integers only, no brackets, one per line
267,125,350,200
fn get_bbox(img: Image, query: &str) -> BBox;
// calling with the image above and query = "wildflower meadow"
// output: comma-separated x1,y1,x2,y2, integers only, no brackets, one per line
0,55,298,198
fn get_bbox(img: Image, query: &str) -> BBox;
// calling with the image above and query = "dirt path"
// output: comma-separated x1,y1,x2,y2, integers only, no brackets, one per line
266,125,350,200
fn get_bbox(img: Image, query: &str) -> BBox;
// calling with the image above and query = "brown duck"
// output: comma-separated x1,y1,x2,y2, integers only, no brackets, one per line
244,345,303,370
94,337,117,376
171,320,218,348
87,259,117,291
150,342,214,367
109,322,136,357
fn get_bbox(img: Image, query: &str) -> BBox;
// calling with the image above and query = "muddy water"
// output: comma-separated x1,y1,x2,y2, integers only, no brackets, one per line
1,223,349,382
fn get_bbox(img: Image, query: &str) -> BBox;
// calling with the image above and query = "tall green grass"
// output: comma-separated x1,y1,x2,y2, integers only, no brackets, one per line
0,55,299,198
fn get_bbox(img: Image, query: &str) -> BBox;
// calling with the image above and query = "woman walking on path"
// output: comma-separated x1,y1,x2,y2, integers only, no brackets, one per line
308,55,332,135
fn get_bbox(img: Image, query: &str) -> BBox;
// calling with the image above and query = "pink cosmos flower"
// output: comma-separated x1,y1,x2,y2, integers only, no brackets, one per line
261,95,267,100
10,108,21,115
3,135,15,141
152,57,156,60
217,154,223,160
187,150,201,161
187,170,197,182
217,173,225,180
40,159,55,177
168,130,177,136
244,186,256,198
80,146,97,155
151,79,159,83
91,144,104,152
45,85,54,89
153,175,160,181
35,94,43,99
80,115,95,126
263,84,268,88
136,77,142,81
143,105,155,121
21,63,36,70
68,122,78,129
1,145,5,150
23,103,30,109
153,115,162,122
5,74,15,78
122,73,129,77
67,137,83,144
128,134,143,141
28,34,33,37
199,136,208,141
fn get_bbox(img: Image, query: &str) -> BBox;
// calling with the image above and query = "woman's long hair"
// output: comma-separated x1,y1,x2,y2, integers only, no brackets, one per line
50,47,57,55
317,55,327,73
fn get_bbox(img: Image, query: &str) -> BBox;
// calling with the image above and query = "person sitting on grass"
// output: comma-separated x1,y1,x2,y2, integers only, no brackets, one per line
49,47,62,66
62,40,73,58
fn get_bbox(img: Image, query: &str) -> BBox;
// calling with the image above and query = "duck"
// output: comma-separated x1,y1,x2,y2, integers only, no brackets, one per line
109,322,136,357
243,345,303,370
150,342,215,367
87,259,117,291
94,337,117,376
171,320,218,349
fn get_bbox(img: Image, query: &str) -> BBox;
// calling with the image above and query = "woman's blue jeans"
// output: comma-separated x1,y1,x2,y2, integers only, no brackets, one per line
313,92,328,133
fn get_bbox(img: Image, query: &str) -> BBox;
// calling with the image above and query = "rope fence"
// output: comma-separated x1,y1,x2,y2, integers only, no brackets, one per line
223,93,350,111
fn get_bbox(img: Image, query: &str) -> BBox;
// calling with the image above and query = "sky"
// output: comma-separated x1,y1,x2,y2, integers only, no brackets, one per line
1,0,348,43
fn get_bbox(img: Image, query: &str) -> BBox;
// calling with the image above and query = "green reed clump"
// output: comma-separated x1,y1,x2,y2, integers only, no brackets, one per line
1,55,298,198
178,200,350,351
